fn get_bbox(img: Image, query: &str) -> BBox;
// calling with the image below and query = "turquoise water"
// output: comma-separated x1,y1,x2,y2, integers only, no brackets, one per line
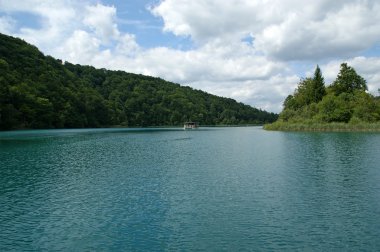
1,127,380,251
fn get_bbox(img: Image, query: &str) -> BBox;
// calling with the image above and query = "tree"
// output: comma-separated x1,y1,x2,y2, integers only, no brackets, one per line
331,63,367,94
352,91,379,122
282,65,326,111
311,65,326,103
283,95,295,110
317,93,352,123
289,78,314,109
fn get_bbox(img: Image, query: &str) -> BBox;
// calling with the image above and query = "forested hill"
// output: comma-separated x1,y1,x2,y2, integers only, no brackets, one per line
0,33,277,130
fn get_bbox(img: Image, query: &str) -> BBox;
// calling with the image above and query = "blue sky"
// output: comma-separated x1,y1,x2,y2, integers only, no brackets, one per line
1,0,380,112
102,0,185,48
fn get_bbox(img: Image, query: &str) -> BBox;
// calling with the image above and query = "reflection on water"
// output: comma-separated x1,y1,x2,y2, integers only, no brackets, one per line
1,128,380,251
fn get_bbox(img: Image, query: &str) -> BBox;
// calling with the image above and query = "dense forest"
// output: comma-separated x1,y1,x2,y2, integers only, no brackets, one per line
265,63,380,131
0,33,277,130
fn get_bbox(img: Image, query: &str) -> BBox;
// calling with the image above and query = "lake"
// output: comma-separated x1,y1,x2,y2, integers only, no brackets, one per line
1,127,380,251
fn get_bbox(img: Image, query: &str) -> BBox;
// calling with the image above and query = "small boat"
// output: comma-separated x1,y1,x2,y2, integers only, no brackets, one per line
183,122,199,130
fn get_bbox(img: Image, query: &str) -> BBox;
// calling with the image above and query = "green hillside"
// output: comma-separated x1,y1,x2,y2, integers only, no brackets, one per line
0,33,277,130
264,64,380,131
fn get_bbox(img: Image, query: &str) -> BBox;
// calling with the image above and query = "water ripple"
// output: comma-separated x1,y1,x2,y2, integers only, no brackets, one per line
1,128,380,250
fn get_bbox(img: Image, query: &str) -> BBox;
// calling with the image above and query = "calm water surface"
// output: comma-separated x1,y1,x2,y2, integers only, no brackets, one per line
1,127,380,251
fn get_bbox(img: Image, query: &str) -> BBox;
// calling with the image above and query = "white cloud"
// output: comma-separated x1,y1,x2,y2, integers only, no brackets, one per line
0,0,78,53
59,30,101,64
150,0,259,41
189,74,299,112
131,41,286,83
115,33,140,56
151,0,380,61
83,4,120,42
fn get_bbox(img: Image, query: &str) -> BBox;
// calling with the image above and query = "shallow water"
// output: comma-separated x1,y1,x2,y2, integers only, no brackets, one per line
1,127,380,251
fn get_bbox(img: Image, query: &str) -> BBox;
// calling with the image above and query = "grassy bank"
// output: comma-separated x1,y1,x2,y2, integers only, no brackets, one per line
264,120,380,132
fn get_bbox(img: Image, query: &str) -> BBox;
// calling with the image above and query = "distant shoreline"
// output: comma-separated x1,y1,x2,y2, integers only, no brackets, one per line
111,124,264,129
0,124,265,132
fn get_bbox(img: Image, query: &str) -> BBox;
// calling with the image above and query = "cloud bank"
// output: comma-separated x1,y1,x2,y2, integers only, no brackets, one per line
1,0,380,112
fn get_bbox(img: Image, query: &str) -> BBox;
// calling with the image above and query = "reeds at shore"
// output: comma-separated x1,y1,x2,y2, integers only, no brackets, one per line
264,121,380,132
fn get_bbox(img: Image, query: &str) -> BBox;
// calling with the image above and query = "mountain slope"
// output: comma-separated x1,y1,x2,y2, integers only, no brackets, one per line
0,33,277,130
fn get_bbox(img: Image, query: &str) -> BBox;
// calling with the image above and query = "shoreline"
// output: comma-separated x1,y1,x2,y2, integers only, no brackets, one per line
0,124,265,132
264,121,380,132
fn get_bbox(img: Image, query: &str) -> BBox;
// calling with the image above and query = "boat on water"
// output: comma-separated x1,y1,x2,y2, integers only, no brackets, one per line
183,122,199,130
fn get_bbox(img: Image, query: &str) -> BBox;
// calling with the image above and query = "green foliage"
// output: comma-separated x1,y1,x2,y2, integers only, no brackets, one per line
264,120,380,131
331,63,367,95
317,93,352,123
351,91,380,122
283,66,326,110
283,78,313,110
268,63,380,131
0,33,277,130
